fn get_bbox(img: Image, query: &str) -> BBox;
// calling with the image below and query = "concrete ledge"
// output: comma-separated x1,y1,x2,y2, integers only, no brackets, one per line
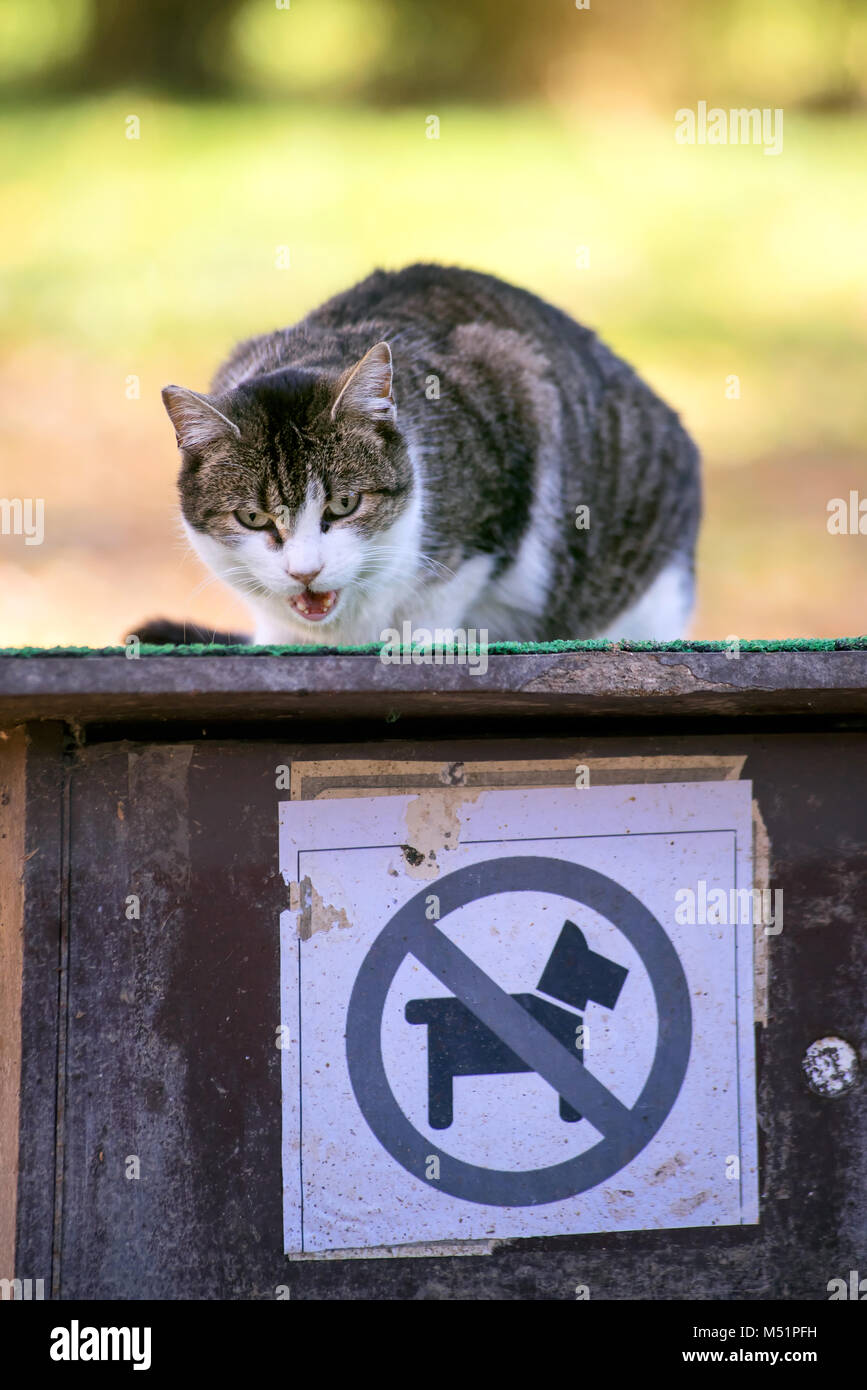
1,650,866,723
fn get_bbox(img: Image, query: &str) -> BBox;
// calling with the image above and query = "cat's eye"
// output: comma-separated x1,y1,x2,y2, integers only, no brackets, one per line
325,492,361,519
235,509,273,530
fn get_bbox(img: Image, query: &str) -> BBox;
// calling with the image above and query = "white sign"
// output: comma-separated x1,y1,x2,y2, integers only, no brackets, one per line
279,782,759,1255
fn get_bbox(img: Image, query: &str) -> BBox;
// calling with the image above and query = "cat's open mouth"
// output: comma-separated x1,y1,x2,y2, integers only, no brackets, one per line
288,588,340,622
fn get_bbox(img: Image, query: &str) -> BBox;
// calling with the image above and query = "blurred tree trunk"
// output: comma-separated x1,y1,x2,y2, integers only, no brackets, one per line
370,0,575,103
54,0,247,94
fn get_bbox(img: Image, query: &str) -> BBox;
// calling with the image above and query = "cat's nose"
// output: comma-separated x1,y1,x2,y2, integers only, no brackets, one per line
288,566,323,587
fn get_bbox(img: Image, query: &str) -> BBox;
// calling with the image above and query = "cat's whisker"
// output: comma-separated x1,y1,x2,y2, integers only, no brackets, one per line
186,576,223,601
351,542,455,583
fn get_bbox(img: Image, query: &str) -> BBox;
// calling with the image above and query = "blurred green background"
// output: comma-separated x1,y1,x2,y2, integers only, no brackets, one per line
1,0,865,645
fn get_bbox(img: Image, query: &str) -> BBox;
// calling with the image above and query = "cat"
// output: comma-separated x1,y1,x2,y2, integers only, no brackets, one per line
134,264,701,647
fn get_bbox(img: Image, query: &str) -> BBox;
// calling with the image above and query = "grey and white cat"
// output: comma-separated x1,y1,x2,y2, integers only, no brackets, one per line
144,264,700,645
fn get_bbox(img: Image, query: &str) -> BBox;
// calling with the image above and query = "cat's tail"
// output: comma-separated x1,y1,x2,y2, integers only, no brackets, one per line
125,617,251,645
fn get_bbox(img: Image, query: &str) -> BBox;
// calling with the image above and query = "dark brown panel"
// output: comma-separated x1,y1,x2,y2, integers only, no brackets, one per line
47,728,866,1299
13,724,66,1294
60,741,284,1298
0,727,26,1279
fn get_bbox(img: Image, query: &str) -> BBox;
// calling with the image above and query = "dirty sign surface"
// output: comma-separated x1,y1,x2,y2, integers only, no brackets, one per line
279,783,758,1254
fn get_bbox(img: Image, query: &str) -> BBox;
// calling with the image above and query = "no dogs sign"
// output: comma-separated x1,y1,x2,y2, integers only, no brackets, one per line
279,783,758,1255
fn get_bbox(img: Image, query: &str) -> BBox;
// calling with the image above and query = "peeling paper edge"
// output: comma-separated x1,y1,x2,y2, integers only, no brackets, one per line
400,786,488,881
286,1238,500,1261
752,800,771,1029
292,875,353,939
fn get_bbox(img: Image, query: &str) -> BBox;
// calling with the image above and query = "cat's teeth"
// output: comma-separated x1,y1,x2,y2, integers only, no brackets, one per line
289,587,339,621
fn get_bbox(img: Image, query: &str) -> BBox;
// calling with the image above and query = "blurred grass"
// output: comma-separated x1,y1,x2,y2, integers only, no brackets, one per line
1,96,866,644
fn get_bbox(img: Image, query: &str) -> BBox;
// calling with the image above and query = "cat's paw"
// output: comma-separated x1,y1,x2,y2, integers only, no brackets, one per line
124,617,251,645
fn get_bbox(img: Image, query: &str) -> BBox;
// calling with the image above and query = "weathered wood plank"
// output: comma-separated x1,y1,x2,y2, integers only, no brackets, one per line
0,727,26,1281
7,724,66,1295
1,651,866,724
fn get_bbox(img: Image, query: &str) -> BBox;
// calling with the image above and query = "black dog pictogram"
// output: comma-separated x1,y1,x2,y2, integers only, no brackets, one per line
405,921,628,1129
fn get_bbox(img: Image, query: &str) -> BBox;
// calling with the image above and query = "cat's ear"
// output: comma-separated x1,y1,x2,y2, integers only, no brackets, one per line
330,342,396,426
161,385,241,451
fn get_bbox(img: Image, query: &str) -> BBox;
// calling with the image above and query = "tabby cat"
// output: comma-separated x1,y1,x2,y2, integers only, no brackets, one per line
137,264,700,646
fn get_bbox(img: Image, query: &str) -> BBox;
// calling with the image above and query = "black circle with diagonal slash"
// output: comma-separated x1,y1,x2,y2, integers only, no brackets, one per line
346,855,691,1206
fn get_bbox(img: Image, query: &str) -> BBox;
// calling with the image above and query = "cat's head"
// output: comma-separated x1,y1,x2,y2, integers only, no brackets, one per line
162,342,418,634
